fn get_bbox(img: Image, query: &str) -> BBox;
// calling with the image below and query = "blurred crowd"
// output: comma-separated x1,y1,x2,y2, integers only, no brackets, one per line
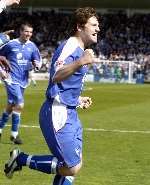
98,12,150,62
1,9,150,75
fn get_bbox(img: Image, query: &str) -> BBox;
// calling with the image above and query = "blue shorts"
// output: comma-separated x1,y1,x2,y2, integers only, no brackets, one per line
39,99,83,168
5,83,25,105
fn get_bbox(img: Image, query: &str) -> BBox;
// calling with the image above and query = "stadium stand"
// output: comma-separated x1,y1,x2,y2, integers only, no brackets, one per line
0,8,150,83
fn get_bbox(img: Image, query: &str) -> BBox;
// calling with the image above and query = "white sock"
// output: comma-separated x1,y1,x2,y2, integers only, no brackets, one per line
26,155,33,166
11,131,18,138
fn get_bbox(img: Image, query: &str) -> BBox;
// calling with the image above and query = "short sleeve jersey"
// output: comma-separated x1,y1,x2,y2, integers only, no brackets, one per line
0,38,41,88
46,37,88,106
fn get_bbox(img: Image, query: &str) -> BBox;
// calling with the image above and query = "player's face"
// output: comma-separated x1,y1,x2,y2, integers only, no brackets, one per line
81,16,100,46
20,26,33,42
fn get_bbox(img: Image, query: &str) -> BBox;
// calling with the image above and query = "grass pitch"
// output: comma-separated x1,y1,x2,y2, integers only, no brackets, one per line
1,81,150,185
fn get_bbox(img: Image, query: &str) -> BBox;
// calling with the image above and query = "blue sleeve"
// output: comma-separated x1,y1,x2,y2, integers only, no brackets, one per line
0,44,8,56
31,46,41,61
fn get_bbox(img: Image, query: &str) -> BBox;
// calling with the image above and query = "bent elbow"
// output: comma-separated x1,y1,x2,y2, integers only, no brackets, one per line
52,75,61,83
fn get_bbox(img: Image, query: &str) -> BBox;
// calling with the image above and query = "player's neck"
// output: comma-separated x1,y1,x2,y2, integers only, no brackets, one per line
19,37,29,44
74,35,85,50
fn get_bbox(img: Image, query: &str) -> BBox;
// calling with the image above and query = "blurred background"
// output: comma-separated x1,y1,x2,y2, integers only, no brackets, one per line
1,2,150,185
1,0,150,84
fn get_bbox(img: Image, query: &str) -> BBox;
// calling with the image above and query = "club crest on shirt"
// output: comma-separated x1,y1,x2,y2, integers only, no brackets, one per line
27,47,32,52
17,53,23,60
12,49,19,52
55,60,64,71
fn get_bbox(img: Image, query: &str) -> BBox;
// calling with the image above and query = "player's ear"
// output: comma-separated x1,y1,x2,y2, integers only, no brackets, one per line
77,24,83,32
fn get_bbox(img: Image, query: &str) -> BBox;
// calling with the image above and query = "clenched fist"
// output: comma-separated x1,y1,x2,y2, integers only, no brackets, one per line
81,49,95,66
78,96,92,109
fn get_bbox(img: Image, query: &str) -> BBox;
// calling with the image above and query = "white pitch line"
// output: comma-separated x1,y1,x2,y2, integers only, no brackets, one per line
85,128,150,134
6,124,150,134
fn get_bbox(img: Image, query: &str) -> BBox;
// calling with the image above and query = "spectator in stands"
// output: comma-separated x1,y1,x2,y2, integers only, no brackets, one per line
4,7,99,185
1,8,150,68
0,22,41,144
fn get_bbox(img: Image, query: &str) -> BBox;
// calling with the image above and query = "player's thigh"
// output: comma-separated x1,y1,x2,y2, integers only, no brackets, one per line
39,100,83,168
39,100,63,160
56,111,83,168
5,83,24,105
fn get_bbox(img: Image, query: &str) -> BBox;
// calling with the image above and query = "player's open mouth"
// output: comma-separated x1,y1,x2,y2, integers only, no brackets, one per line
92,33,97,36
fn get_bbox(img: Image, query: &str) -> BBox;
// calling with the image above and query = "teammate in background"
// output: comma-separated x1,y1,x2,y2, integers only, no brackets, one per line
0,23,41,144
4,7,100,185
0,0,20,13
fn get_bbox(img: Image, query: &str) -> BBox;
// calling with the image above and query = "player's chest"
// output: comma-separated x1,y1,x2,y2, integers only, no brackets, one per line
9,44,33,59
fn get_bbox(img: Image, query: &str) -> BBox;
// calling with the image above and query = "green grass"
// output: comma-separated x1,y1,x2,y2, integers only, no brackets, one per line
1,82,150,185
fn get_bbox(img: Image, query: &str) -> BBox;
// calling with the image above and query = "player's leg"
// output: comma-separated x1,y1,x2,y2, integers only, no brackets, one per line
29,70,36,86
4,148,59,178
19,100,83,176
10,106,23,144
4,100,83,183
31,74,36,86
4,100,59,177
0,103,13,139
40,99,83,184
9,84,24,144
52,162,82,185
4,148,81,181
52,175,75,185
31,78,36,86
0,82,14,139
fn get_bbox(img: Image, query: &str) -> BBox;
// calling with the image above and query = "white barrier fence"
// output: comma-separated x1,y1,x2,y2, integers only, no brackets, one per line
0,60,140,84
32,60,136,84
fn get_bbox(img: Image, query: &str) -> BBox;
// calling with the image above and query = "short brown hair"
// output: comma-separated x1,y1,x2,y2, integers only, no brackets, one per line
20,22,33,31
68,7,98,36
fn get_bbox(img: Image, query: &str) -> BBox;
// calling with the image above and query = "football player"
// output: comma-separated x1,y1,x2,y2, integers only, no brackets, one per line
4,7,100,185
0,22,41,144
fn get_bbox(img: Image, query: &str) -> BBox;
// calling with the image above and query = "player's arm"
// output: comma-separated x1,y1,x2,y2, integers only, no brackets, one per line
0,66,8,80
32,60,42,71
0,56,11,72
0,32,10,48
52,49,95,83
5,0,20,6
31,47,42,71
0,56,10,80
0,0,20,13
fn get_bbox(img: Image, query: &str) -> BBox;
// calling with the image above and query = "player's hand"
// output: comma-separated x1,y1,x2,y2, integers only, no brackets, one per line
5,0,20,6
0,69,9,80
1,30,14,41
0,56,11,72
32,61,41,72
3,30,14,36
78,96,92,109
81,49,95,66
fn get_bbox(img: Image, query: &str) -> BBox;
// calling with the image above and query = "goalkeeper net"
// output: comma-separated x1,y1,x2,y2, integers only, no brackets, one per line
87,60,136,84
